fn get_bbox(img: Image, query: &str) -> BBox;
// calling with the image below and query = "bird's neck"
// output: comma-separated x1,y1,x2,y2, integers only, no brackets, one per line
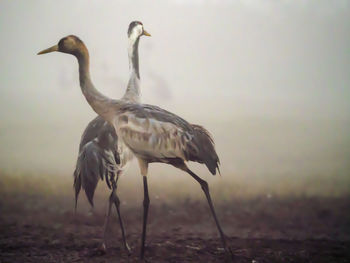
77,49,119,122
123,37,141,103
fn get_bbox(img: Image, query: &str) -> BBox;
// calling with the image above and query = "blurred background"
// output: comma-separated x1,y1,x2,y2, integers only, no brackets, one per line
1,0,349,200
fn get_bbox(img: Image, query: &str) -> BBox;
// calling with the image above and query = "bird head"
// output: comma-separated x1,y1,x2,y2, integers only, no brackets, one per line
128,21,151,41
37,35,87,56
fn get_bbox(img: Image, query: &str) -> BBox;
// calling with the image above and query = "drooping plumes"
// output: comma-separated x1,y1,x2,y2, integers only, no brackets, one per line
189,124,220,175
73,118,119,207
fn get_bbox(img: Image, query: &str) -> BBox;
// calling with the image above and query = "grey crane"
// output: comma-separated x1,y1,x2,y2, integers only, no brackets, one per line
38,33,233,260
73,21,150,253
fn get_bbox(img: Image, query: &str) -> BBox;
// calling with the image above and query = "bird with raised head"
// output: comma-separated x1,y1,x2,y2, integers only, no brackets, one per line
71,21,150,254
38,28,233,260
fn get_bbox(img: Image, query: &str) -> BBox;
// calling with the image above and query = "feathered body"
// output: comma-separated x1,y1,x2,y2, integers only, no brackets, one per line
74,101,220,206
115,104,220,175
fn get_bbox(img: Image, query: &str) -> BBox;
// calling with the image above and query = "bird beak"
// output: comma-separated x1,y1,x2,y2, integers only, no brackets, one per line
37,44,59,55
143,30,151,37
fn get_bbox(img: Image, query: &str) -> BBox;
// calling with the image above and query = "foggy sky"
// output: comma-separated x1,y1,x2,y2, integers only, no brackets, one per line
0,0,349,179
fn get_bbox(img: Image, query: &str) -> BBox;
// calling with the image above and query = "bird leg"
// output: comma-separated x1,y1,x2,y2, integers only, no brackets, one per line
100,189,113,253
140,176,150,259
111,174,131,254
100,174,130,254
182,166,234,260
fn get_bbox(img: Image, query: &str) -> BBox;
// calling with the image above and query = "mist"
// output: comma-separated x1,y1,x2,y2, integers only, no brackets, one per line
0,0,349,195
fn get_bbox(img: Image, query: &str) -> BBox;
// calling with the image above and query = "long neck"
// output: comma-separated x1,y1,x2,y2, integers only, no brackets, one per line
77,49,119,121
123,37,141,103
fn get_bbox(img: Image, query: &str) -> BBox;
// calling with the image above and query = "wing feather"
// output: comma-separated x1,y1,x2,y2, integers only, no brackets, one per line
73,118,121,207
116,103,220,175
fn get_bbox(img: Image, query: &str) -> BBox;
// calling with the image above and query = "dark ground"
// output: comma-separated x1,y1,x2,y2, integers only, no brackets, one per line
0,189,349,263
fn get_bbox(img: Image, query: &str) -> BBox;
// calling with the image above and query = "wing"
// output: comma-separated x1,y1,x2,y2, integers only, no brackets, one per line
74,116,120,208
116,104,193,159
116,103,220,174
74,140,117,206
78,116,107,151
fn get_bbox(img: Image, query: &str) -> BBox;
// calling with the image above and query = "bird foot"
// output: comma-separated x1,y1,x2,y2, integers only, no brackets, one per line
124,242,132,255
97,243,107,255
224,246,235,262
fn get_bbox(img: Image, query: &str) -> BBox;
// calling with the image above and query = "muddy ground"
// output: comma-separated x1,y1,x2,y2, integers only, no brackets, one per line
1,188,349,263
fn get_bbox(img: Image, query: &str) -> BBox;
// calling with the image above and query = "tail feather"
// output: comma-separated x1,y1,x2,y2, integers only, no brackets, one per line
190,124,220,175
73,169,81,213
73,140,119,208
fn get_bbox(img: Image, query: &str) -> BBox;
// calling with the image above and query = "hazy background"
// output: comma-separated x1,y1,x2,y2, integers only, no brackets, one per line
1,0,349,197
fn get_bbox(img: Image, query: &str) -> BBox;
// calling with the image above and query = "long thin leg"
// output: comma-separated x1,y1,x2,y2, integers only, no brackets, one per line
140,176,150,259
100,191,114,252
184,166,233,259
100,174,130,254
112,174,131,254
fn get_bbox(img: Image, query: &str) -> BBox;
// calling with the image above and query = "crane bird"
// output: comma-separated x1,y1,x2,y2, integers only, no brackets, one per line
38,33,233,260
73,21,150,253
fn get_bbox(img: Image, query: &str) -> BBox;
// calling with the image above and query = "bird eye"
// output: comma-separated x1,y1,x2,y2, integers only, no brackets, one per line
58,37,66,47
